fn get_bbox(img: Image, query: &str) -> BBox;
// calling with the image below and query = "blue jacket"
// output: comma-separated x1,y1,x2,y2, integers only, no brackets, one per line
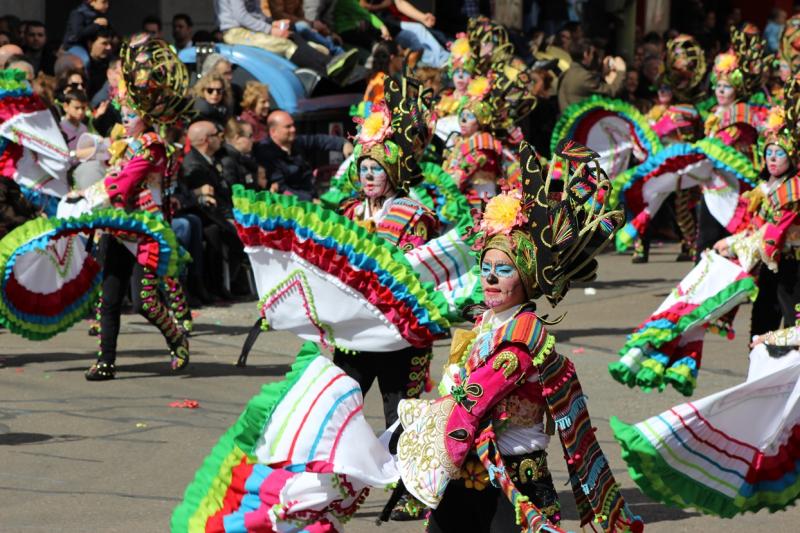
63,3,104,48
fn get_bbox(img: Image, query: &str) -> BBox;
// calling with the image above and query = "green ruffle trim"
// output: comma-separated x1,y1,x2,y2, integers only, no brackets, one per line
320,160,358,209
696,95,717,121
611,416,800,518
693,137,759,184
1,69,31,92
0,217,100,340
620,276,757,354
170,342,320,533
550,95,663,157
233,186,451,332
416,161,473,232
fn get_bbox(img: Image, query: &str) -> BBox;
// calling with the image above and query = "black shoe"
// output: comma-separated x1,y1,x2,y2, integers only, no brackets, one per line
632,253,649,264
389,494,426,522
87,323,101,336
675,251,693,262
85,362,115,381
326,48,359,82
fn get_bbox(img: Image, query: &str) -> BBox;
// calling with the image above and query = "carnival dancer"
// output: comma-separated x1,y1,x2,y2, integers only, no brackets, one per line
71,34,194,380
396,140,642,532
612,323,800,518
610,76,800,396
442,65,536,209
635,34,706,263
698,24,770,252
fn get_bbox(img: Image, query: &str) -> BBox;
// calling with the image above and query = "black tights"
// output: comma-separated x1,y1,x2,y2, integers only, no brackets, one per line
98,238,183,363
751,257,800,338
333,345,431,428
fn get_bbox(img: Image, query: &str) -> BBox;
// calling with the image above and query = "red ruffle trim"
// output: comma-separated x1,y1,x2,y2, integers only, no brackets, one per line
237,223,438,347
0,95,47,122
4,255,100,317
0,143,22,177
747,425,800,484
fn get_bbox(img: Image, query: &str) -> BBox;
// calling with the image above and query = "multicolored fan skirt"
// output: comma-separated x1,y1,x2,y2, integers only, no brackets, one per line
0,208,183,340
172,343,398,532
233,186,449,349
611,344,800,517
609,251,757,395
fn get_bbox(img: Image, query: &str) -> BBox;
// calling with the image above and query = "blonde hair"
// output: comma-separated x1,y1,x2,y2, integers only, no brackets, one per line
224,117,252,142
193,72,234,111
241,81,269,111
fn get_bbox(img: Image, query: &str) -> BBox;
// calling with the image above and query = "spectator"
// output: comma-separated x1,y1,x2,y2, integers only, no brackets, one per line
32,72,57,106
239,81,270,142
91,56,123,136
6,56,34,82
56,67,88,103
361,0,450,68
363,39,402,105
220,118,259,189
333,0,391,49
765,8,787,53
522,66,559,157
0,43,23,68
0,31,12,47
59,90,90,151
266,0,347,57
63,0,110,51
172,13,194,51
0,179,38,240
200,54,243,115
53,53,85,79
168,183,211,306
557,38,626,111
623,70,640,103
83,26,114,99
22,21,55,75
254,110,353,200
142,15,163,40
214,0,352,81
193,29,215,43
193,72,233,126
182,121,245,300
0,15,22,43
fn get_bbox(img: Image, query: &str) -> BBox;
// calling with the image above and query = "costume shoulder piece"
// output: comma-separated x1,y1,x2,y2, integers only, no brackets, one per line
375,196,439,249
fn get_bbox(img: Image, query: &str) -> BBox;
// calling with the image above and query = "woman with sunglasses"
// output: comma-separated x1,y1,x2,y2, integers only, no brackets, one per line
55,67,88,106
192,72,233,126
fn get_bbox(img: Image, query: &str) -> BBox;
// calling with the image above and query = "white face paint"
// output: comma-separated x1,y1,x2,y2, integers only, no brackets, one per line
453,68,471,93
121,104,145,137
359,157,391,199
480,248,527,312
715,80,736,106
459,109,479,137
765,144,790,178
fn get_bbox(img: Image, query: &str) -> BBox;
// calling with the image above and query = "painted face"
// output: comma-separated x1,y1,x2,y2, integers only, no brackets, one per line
459,109,479,137
657,86,672,105
453,68,470,93
359,157,391,199
765,144,790,177
779,60,792,82
121,104,145,137
480,248,527,312
715,80,736,106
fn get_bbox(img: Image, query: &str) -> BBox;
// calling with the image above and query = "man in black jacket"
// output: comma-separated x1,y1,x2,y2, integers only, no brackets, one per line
253,110,352,201
182,121,244,300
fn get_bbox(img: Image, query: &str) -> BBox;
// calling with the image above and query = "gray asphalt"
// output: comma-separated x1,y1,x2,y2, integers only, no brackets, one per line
1,242,797,532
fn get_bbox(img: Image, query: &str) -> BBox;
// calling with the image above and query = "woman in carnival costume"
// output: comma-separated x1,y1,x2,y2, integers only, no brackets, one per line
72,34,195,380
334,74,441,430
397,140,641,532
442,64,536,210
172,138,644,533
634,34,707,263
609,75,800,396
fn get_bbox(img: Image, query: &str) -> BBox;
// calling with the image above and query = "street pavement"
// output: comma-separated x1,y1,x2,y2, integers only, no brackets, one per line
1,242,798,532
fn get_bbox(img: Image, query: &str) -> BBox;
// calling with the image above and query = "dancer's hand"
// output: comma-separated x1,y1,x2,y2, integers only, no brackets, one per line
713,238,731,256
751,334,767,347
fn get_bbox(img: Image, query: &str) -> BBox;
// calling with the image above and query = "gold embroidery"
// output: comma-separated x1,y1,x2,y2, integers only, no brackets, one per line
449,328,477,364
492,350,520,378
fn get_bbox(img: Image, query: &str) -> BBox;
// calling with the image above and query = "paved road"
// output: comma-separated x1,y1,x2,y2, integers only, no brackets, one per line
1,243,798,532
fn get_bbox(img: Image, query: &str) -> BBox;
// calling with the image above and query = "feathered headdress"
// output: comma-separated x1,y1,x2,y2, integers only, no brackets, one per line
351,74,434,192
663,34,706,101
447,32,475,76
120,33,193,127
472,140,623,306
712,24,770,101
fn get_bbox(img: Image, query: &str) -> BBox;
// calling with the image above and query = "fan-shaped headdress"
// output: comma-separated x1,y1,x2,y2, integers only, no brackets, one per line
351,74,434,193
472,140,623,306
447,32,475,76
662,34,706,101
119,33,193,127
467,16,514,76
712,24,770,101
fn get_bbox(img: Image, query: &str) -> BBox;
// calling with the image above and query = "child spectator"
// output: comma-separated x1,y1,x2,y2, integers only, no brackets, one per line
239,81,270,142
60,90,89,151
63,0,110,50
